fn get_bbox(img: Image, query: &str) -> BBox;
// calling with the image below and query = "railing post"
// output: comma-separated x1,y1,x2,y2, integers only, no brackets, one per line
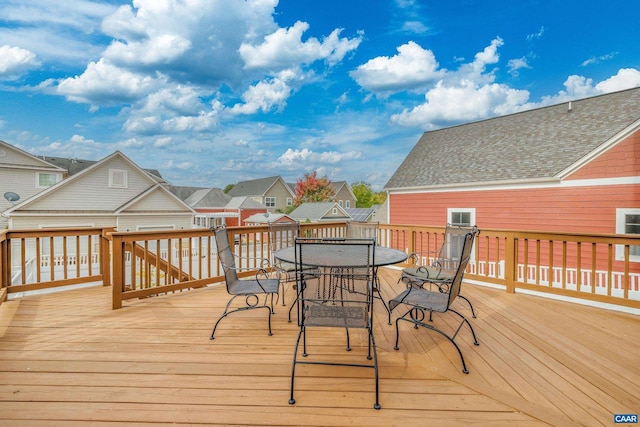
0,232,7,301
111,233,124,309
101,228,113,287
505,232,516,293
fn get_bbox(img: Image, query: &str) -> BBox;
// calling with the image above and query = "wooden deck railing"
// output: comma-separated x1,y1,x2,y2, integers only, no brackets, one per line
1,223,639,311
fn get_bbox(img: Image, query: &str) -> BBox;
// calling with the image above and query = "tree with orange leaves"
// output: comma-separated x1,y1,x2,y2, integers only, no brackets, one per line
293,171,335,207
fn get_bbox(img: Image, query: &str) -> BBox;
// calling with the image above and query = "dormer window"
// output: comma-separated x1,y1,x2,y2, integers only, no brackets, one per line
109,169,128,188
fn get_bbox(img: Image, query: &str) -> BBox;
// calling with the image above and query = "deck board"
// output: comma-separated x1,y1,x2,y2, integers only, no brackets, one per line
0,267,639,426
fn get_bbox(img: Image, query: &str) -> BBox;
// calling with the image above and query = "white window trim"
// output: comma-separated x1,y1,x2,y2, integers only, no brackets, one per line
346,200,351,208
265,197,276,207
616,208,640,262
447,208,477,259
36,172,60,188
286,198,292,206
109,169,128,188
447,208,476,227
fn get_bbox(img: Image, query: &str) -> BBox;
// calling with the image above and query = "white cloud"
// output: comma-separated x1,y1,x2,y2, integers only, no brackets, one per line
596,68,640,92
274,147,361,168
390,80,529,127
230,69,298,114
526,26,545,41
454,37,503,83
0,1,118,65
0,45,40,79
581,52,618,67
350,41,445,94
239,21,361,70
104,34,193,67
57,58,162,104
507,57,530,77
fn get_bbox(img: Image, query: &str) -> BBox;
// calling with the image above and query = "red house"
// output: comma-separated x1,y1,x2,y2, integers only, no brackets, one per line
384,87,640,276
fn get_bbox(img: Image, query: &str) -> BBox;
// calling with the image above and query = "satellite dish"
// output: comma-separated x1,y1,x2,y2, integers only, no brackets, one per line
4,192,20,203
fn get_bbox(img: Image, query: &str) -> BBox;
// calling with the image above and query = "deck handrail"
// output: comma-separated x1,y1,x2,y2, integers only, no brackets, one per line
1,223,638,311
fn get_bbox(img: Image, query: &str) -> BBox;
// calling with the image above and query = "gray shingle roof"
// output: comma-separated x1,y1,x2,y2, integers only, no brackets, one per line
43,156,163,179
289,202,351,222
384,87,640,190
228,176,282,197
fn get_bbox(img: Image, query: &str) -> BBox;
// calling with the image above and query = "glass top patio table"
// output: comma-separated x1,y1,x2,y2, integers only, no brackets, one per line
274,243,407,268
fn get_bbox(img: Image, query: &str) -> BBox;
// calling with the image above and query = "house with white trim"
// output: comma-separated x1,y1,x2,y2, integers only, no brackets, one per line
384,87,640,265
0,140,66,227
4,151,194,231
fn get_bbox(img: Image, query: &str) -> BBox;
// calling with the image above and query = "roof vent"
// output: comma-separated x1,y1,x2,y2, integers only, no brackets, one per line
568,101,572,112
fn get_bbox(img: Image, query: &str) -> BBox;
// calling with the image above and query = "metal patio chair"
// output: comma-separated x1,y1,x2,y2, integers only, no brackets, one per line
345,221,391,323
389,230,479,373
263,221,300,305
289,237,381,409
210,226,280,340
400,224,480,318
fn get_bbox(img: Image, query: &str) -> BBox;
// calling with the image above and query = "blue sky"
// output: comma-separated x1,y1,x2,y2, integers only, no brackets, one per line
1,0,639,191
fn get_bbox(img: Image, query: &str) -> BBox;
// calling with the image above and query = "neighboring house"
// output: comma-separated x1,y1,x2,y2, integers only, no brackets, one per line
243,212,296,225
0,140,66,226
168,186,268,228
228,176,294,213
331,181,357,209
346,207,378,223
4,151,194,231
289,202,352,223
384,87,640,262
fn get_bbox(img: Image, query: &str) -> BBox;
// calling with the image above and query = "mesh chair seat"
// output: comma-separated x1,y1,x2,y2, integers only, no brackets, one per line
305,305,367,328
228,278,280,296
402,266,454,281
389,286,448,313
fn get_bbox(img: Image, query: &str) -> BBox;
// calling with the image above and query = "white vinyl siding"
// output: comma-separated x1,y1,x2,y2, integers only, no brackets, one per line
23,158,151,211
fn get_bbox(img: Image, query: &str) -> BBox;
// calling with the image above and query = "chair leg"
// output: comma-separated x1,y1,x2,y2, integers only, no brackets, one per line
457,294,476,318
210,295,274,340
369,327,380,410
393,308,474,374
289,327,304,405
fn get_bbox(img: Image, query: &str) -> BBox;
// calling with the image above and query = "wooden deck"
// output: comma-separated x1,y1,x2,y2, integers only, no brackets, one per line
0,267,638,426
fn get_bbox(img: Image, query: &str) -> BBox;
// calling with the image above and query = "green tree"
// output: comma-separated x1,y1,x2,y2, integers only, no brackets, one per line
223,184,234,194
351,181,374,208
293,171,335,206
351,181,387,207
372,190,387,206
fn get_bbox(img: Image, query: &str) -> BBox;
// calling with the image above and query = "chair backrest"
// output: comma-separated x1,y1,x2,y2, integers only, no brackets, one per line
268,222,300,253
294,238,375,329
446,231,475,307
213,226,238,291
433,224,480,273
346,221,379,241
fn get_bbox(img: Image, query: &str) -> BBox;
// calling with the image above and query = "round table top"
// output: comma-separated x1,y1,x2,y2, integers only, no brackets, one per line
274,244,407,268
